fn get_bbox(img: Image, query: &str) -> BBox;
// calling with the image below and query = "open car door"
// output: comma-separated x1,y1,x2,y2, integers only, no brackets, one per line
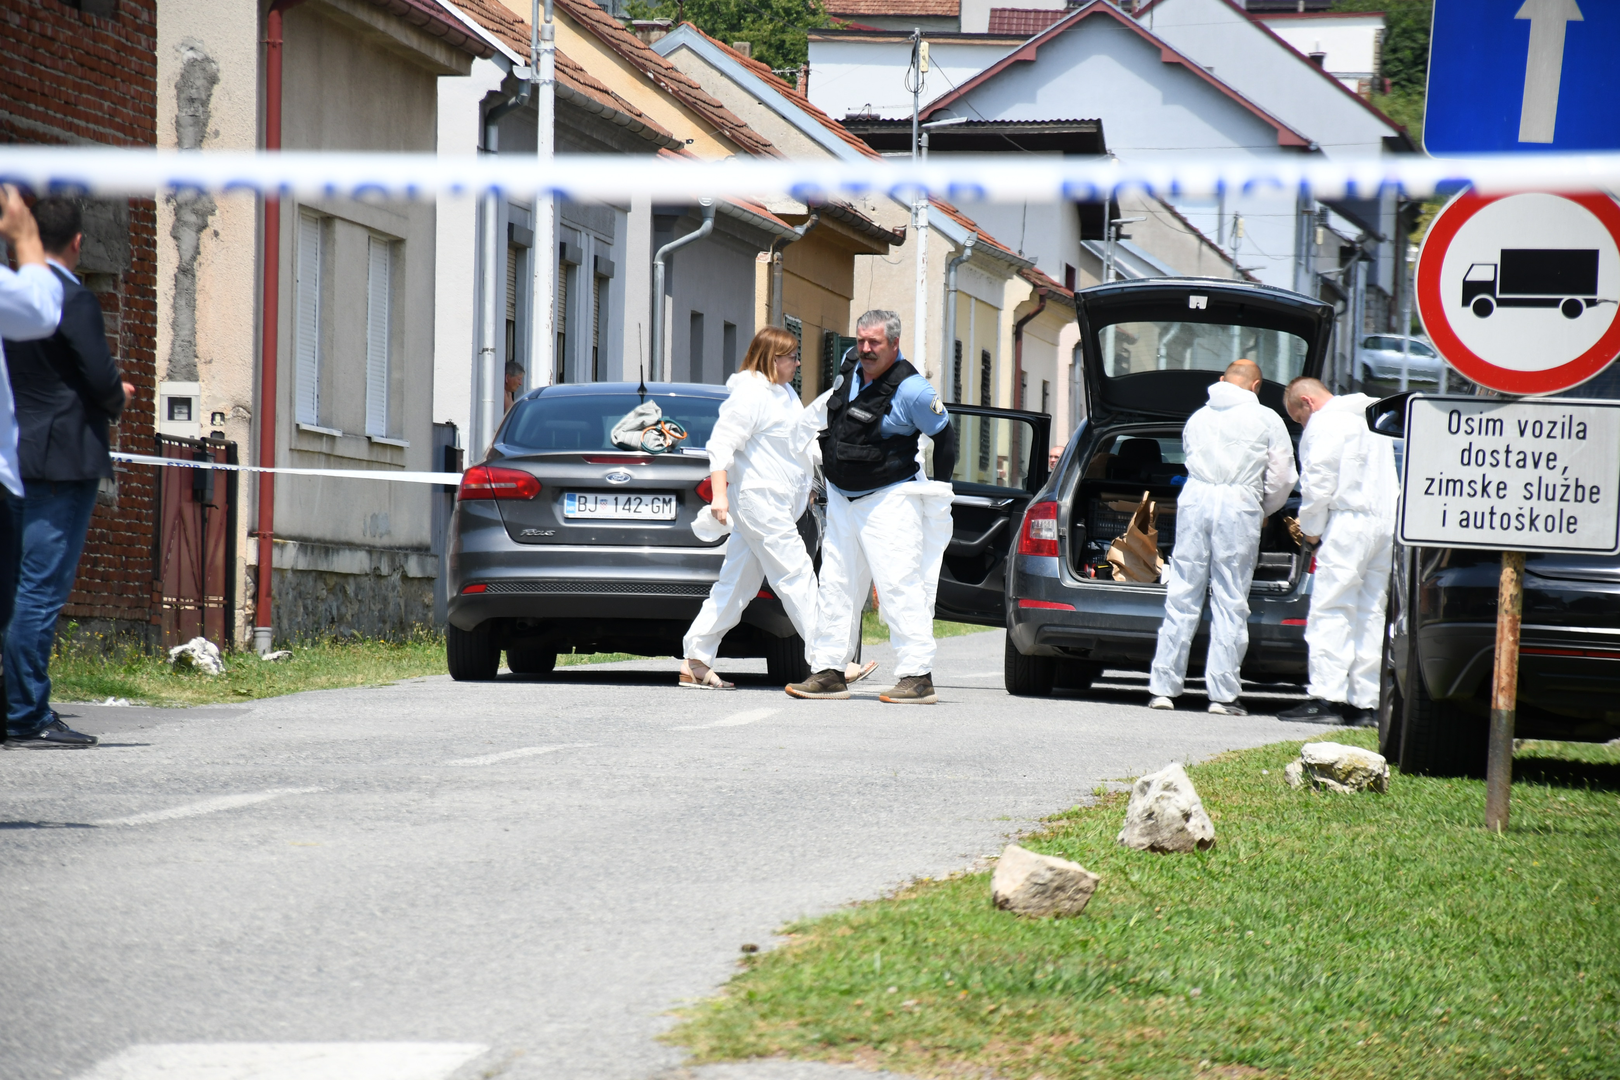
930,403,1051,625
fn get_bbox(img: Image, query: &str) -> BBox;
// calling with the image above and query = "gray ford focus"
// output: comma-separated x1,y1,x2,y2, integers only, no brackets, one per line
445,383,815,681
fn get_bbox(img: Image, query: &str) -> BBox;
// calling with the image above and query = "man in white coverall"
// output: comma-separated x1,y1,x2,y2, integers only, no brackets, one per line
1277,377,1399,725
787,310,958,704
1148,360,1296,715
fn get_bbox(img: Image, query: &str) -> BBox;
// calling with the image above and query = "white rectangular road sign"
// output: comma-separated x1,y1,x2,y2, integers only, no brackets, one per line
1401,395,1620,554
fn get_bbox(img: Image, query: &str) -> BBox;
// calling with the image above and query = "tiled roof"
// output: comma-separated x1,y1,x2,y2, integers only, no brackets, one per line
826,0,961,15
928,196,1026,266
654,148,797,235
451,0,677,141
690,26,884,161
1020,265,1077,307
552,0,779,157
986,7,1067,35
365,0,496,58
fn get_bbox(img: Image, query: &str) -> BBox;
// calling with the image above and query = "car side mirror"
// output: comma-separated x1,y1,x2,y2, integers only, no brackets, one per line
1365,392,1411,438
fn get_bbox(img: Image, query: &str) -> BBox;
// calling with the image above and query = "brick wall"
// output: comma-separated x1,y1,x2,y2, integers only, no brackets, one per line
0,0,160,648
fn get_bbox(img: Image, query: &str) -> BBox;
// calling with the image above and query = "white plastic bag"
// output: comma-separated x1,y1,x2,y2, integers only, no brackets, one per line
691,504,732,542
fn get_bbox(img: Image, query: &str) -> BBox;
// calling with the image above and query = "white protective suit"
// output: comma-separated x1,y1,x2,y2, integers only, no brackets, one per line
1148,380,1297,704
801,385,954,679
1297,392,1399,709
682,371,820,667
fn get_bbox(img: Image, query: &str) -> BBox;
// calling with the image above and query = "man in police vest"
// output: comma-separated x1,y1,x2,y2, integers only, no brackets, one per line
787,309,958,704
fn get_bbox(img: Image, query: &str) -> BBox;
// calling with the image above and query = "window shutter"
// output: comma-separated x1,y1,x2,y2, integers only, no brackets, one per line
295,215,321,425
555,263,568,383
785,315,803,394
365,236,391,437
592,274,604,382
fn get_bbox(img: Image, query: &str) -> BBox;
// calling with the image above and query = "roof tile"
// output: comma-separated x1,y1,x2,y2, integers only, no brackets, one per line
551,0,778,157
985,7,1067,35
826,0,961,16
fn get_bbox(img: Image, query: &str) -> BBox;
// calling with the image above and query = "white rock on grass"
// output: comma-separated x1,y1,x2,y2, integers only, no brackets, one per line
1117,763,1216,853
168,636,224,676
258,649,293,662
1284,761,1306,788
1296,742,1389,794
991,844,1100,917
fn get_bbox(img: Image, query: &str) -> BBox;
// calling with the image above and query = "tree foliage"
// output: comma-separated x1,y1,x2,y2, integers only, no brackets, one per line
1333,0,1433,147
621,0,831,78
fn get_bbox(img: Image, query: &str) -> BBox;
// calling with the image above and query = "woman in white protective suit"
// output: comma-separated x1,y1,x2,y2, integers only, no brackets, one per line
679,328,879,689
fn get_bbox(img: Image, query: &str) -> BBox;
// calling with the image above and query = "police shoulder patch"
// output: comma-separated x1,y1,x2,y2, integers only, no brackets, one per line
929,396,945,415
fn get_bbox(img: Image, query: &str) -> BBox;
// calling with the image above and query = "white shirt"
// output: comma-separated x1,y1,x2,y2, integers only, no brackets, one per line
704,370,814,505
0,262,66,496
1297,392,1399,536
1182,379,1298,516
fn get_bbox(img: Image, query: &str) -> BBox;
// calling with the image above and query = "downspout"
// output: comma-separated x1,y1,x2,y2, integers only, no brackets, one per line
1012,286,1049,411
768,210,818,328
477,79,532,455
255,0,308,656
943,232,975,400
650,199,713,382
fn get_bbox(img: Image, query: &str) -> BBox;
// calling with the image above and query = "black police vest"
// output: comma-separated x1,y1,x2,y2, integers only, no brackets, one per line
820,355,923,492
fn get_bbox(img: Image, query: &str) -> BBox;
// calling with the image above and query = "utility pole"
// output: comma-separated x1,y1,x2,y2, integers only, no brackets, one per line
909,29,928,372
532,0,557,385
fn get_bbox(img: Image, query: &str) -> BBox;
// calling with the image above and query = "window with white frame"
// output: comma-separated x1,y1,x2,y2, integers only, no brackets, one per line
295,213,322,425
365,235,393,437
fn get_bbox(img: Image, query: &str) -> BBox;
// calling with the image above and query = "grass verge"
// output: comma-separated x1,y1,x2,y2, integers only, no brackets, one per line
862,610,989,645
53,634,639,707
670,729,1620,1079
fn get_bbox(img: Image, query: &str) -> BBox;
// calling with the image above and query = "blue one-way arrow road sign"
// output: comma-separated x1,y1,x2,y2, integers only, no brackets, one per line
1426,0,1620,153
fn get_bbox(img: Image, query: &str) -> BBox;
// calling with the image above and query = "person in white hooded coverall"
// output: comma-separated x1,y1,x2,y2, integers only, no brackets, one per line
1148,360,1297,715
679,327,821,689
1276,377,1399,725
786,310,957,704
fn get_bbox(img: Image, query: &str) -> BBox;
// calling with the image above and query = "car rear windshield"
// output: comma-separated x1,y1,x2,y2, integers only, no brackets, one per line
500,393,724,453
1101,320,1309,385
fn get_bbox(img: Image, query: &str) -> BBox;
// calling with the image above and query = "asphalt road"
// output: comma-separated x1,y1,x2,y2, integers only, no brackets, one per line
1,630,1331,1080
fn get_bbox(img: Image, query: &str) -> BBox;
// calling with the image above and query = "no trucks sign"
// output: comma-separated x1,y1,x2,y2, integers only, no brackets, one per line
1400,395,1620,554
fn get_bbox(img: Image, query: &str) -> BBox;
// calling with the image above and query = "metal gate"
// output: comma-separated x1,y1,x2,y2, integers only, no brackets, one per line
153,435,238,649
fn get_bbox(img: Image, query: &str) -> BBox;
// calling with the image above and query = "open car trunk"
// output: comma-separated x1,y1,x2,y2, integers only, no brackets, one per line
1066,426,1308,593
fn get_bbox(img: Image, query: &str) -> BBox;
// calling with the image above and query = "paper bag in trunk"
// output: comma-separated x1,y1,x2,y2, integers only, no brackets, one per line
1107,491,1164,583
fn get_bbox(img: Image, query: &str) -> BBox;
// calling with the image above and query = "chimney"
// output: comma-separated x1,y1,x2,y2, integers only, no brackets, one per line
796,63,808,95
1308,50,1327,68
732,40,752,58
631,19,672,45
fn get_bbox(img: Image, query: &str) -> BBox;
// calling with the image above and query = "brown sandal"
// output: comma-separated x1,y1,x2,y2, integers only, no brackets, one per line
679,659,735,690
845,660,879,684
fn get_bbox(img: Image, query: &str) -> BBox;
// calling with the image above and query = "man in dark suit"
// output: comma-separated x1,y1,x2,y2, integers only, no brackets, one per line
1,197,131,748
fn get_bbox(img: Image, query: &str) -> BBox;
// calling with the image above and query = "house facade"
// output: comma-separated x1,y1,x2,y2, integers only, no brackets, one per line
151,0,489,645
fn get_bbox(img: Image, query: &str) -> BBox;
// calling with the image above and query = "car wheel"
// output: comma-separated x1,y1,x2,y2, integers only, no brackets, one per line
447,621,500,681
1054,659,1099,694
507,642,557,676
1004,634,1055,697
1398,639,1487,778
765,632,811,684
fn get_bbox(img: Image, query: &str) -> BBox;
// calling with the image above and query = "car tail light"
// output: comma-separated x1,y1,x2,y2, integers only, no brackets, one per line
1308,555,1317,574
584,454,651,464
757,587,775,600
1282,618,1307,626
1018,598,1074,610
1017,500,1060,557
459,465,541,500
696,477,715,503
461,583,488,594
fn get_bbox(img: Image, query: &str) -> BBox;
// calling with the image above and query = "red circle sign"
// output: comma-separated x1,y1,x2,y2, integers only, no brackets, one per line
1416,191,1620,395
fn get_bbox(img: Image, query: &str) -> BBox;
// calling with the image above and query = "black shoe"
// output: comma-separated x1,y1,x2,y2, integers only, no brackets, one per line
5,715,98,748
1276,698,1347,725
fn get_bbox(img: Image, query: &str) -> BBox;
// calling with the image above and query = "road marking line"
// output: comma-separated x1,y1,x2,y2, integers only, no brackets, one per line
673,707,779,731
956,671,1000,678
74,1042,487,1080
94,788,322,827
446,742,594,767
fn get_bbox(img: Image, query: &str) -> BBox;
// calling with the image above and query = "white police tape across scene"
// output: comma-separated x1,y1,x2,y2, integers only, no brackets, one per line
7,147,1620,204
111,451,462,486
1399,394,1620,554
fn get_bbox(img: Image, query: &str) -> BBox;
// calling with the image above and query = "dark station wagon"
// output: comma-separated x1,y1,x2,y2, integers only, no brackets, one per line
1000,278,1336,697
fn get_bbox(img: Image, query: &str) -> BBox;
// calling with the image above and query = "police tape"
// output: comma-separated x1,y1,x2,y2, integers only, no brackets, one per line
111,451,463,486
4,147,1620,204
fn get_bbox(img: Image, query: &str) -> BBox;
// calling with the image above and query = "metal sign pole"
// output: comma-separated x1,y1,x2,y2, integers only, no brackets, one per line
1486,549,1525,832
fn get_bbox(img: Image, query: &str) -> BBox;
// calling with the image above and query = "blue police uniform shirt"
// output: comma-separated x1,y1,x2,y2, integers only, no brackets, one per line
828,352,950,498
